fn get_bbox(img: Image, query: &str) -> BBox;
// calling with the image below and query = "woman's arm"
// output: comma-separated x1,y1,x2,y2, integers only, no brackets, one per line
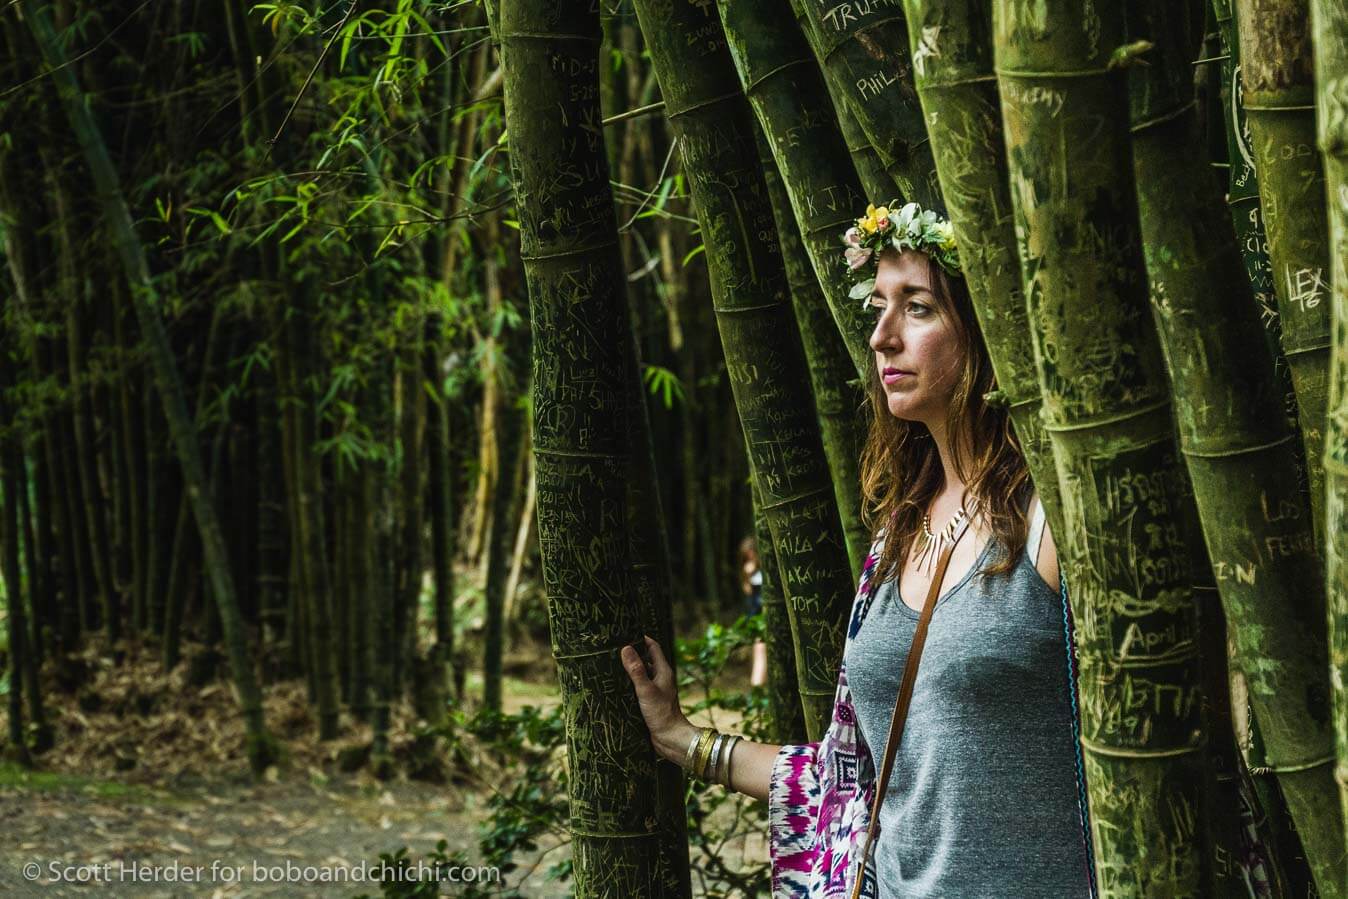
622,635,782,801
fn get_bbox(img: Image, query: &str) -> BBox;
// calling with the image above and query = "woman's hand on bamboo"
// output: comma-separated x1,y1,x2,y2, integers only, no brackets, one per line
621,635,696,764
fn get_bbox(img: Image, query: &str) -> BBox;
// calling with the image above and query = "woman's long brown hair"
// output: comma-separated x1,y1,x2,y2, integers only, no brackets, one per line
858,251,1036,588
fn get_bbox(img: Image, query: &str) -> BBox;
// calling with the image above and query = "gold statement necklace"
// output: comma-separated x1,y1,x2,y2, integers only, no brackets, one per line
913,497,971,576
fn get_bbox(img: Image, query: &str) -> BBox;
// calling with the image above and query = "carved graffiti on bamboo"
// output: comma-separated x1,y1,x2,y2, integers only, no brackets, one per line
817,0,903,33
928,107,1014,241
801,181,865,221
1087,775,1202,892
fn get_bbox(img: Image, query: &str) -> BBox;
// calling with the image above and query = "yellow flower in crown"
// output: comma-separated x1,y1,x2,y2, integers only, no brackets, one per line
857,202,878,234
859,203,891,235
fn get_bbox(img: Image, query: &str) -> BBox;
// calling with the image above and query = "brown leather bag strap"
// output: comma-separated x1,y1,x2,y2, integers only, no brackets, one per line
848,515,972,899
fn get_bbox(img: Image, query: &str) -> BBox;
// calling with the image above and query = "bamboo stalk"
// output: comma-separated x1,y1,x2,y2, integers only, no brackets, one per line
500,0,691,891
787,0,894,201
630,0,858,738
793,0,943,209
993,3,1215,890
717,0,880,375
1208,0,1303,446
1126,0,1344,890
755,127,869,574
1233,0,1332,549
1311,0,1348,884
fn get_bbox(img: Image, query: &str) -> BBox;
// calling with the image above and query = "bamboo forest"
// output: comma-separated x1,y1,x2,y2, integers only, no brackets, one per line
1,0,1348,896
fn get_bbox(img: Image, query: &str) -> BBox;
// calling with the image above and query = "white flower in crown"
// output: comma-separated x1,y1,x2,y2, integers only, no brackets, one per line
841,198,962,307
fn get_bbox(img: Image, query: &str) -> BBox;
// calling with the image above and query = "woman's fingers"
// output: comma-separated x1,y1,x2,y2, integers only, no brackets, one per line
622,637,678,702
621,644,651,689
643,635,672,684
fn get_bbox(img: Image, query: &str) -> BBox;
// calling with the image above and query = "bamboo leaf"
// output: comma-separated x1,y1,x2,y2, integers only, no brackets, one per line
185,207,231,236
641,364,685,410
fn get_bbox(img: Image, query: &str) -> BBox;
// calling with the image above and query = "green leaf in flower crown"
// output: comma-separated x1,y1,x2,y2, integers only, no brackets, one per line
850,279,876,302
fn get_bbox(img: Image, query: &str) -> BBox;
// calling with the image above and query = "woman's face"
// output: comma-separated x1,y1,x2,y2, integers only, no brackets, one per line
866,249,965,426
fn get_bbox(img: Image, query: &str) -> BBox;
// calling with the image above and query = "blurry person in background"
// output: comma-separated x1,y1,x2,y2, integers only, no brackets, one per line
739,536,767,688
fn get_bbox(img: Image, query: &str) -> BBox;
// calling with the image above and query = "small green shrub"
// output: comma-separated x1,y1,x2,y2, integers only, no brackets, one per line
359,612,772,898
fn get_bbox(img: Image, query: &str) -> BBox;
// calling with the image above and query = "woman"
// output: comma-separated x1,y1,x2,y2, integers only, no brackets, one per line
621,201,1099,898
738,535,767,687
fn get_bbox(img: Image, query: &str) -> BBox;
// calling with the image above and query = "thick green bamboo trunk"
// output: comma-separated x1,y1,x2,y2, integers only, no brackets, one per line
26,2,277,776
755,128,868,573
1127,2,1344,892
899,0,1066,543
752,478,808,744
618,264,692,882
630,0,858,738
787,0,893,201
1233,0,1331,549
1313,0,1348,878
1216,3,1332,888
715,3,876,572
1209,0,1304,441
993,3,1216,891
500,2,691,894
1192,561,1285,895
716,1,876,376
793,0,942,209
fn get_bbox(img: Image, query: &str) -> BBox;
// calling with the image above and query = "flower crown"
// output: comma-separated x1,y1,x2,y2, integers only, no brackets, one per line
842,200,961,305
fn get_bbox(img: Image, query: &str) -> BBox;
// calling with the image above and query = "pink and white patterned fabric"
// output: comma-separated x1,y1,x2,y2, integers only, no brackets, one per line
767,535,887,899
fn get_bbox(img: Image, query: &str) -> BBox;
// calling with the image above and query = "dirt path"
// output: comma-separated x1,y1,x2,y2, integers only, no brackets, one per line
0,642,574,897
0,771,527,897
0,641,768,897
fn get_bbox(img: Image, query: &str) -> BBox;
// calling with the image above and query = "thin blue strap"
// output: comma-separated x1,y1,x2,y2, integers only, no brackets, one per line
1061,571,1099,897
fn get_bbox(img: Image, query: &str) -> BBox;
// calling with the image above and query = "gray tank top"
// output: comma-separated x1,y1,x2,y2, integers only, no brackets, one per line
844,497,1094,897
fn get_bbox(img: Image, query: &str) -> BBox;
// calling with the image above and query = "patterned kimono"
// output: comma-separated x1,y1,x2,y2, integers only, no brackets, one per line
765,534,1273,899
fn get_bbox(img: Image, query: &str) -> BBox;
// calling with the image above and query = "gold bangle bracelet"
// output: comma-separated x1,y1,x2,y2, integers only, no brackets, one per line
683,726,709,772
692,729,718,779
699,730,720,779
